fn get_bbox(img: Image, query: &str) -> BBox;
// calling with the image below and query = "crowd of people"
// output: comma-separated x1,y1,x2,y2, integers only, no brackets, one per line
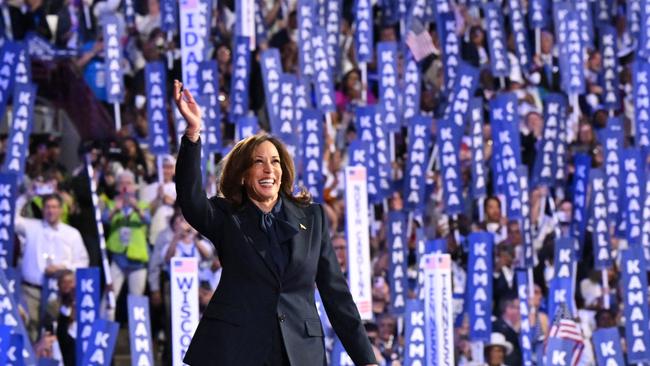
0,0,645,365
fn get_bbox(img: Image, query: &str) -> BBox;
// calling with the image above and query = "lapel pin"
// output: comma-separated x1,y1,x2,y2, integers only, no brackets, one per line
300,223,307,230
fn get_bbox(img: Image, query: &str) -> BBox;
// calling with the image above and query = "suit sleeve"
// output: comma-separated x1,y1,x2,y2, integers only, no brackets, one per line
175,136,225,249
314,204,376,365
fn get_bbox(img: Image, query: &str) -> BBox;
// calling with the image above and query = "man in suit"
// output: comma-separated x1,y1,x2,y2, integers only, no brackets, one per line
532,30,561,91
173,80,377,366
493,296,522,366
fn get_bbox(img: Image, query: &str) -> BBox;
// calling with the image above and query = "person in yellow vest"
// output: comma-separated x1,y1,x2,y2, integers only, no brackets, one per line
103,169,150,320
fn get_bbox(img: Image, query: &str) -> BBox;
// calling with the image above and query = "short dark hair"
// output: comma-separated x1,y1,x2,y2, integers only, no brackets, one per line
484,195,501,212
42,193,63,207
219,134,311,208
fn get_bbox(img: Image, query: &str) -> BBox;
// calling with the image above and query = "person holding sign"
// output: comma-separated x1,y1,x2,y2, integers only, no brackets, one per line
173,80,378,366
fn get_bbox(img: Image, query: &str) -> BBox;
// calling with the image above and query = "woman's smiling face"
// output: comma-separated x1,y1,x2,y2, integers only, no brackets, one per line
243,141,283,208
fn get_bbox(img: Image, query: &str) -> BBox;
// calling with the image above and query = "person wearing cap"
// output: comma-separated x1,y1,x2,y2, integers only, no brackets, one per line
484,332,513,366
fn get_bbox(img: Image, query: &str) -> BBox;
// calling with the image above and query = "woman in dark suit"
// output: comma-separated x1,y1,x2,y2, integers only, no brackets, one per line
173,80,378,366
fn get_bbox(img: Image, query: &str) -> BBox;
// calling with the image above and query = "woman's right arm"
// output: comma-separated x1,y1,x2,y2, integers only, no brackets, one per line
174,80,225,241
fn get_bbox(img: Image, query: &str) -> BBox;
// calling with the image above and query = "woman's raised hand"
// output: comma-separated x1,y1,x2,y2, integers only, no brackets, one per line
173,79,202,141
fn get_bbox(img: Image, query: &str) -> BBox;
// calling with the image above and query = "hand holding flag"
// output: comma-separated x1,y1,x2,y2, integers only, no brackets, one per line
174,79,202,141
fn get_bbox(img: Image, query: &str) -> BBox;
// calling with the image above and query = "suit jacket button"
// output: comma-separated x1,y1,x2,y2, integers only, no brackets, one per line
278,314,286,322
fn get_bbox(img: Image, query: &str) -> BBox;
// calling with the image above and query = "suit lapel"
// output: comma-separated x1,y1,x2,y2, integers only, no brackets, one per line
235,204,281,283
282,199,313,282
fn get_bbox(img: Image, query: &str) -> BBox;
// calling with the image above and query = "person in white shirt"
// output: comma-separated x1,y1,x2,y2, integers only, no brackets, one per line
140,154,177,245
15,193,89,341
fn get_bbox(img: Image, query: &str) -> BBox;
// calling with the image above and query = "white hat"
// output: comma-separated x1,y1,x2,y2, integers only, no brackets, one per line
485,332,513,355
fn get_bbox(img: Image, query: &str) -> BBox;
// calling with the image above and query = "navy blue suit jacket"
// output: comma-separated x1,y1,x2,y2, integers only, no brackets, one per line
176,136,376,366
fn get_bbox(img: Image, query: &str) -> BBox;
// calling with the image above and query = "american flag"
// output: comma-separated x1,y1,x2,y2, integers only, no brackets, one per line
173,258,197,273
405,30,436,62
346,166,366,182
545,303,584,366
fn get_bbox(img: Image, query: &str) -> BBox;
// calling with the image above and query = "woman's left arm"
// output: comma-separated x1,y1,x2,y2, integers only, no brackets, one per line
314,204,378,366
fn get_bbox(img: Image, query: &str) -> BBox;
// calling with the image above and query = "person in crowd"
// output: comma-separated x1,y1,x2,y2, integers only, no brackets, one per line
173,80,377,365
331,233,348,276
494,243,517,301
141,154,177,244
478,196,508,243
493,296,522,366
532,30,561,91
103,169,150,320
484,332,513,366
15,193,89,341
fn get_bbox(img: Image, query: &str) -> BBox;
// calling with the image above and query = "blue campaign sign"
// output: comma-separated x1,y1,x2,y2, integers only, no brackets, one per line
76,267,101,366
404,115,431,211
594,0,614,23
294,78,312,122
508,0,531,72
260,47,281,124
403,299,426,364
354,0,373,63
468,98,487,198
621,246,650,362
277,73,299,161
15,42,30,85
387,211,408,314
0,174,17,269
2,83,37,178
0,41,20,119
236,115,259,141
102,14,124,103
570,154,591,255
548,237,577,318
634,61,650,156
145,62,170,155
597,117,624,226
575,0,593,49
516,270,534,366
629,0,642,40
377,42,401,132
444,62,480,128
599,25,620,111
403,50,421,121
467,232,493,342
436,12,460,92
127,295,154,366
533,93,566,187
372,107,392,199
230,36,251,124
0,269,35,366
622,148,645,247
81,318,120,366
354,107,380,203
437,118,463,215
528,0,549,29
311,27,336,113
198,60,222,151
325,0,342,74
483,2,510,78
640,0,650,61
330,337,354,366
592,327,625,366
300,109,324,202
558,11,585,95
518,166,534,268
160,0,178,33
297,0,315,78
490,93,522,219
590,169,614,270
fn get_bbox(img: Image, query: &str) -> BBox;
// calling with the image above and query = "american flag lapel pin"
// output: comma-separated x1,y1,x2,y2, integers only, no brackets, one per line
300,223,307,230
